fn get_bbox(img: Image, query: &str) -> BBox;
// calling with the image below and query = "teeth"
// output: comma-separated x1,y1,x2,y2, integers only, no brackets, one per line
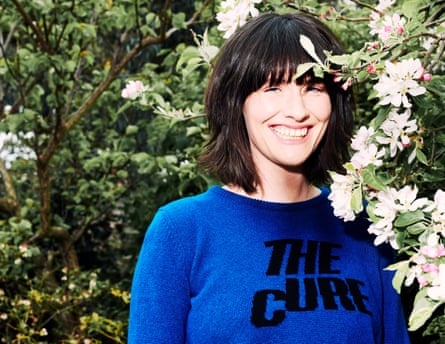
273,127,308,139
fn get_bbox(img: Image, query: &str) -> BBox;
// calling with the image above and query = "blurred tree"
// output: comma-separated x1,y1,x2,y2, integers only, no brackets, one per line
0,0,214,341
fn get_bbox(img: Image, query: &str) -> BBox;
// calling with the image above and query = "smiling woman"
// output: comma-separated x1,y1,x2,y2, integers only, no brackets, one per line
201,13,353,194
128,12,411,344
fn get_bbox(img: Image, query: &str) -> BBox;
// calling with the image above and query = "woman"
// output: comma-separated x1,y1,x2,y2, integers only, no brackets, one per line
128,12,410,343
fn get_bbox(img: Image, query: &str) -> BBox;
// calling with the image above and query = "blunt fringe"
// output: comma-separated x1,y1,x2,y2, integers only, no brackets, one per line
200,12,354,193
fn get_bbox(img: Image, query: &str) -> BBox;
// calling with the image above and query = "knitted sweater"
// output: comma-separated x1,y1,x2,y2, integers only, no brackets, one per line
128,186,410,343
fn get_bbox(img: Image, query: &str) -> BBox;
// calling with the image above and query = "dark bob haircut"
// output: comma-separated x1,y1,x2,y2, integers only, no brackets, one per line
200,12,354,193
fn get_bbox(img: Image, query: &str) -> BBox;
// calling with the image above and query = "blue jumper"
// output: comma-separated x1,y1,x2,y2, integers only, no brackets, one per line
128,186,410,343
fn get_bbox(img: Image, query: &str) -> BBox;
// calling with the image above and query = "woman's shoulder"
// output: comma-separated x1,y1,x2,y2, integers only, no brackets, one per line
158,186,222,213
148,186,224,228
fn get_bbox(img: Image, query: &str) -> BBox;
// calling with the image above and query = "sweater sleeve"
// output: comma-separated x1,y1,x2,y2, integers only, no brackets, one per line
128,207,192,344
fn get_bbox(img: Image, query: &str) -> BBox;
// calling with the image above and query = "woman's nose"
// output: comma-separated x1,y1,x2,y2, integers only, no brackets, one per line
284,89,309,121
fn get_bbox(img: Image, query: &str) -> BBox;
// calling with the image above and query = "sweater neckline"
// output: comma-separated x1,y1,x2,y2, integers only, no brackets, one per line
208,185,330,210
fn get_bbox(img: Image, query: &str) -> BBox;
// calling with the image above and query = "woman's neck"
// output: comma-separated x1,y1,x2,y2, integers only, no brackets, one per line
225,173,320,203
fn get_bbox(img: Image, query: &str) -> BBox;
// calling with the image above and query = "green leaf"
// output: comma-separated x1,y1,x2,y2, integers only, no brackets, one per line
356,70,369,82
177,46,200,66
416,148,428,165
350,187,363,213
385,260,409,293
350,51,363,68
33,0,55,13
401,0,427,18
295,62,317,79
327,53,351,66
65,60,77,73
172,12,186,30
360,166,387,191
394,210,425,227
409,289,442,331
186,126,203,136
125,125,139,135
366,202,380,223
406,222,428,235
299,34,324,65
165,155,178,164
116,170,128,179
131,152,151,164
409,305,434,331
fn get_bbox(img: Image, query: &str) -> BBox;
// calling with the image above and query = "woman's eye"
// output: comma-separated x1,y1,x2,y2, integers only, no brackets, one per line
305,84,325,93
264,86,281,93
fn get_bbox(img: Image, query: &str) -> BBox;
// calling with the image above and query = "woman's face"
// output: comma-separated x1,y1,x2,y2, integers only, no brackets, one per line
242,76,332,174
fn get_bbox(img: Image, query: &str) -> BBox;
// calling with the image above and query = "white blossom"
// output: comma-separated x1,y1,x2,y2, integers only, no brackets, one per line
328,172,359,222
351,126,375,151
367,186,429,248
369,12,405,44
427,264,445,301
368,188,400,248
375,109,418,157
3,104,12,114
89,278,97,292
351,143,385,169
395,185,429,212
432,190,445,234
432,190,445,222
405,258,424,286
419,237,445,258
216,0,261,38
374,59,427,108
368,217,399,249
17,299,31,306
368,0,396,27
192,29,220,65
376,0,396,12
0,132,36,169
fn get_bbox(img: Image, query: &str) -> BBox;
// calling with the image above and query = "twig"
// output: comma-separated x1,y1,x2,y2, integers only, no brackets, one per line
11,0,53,54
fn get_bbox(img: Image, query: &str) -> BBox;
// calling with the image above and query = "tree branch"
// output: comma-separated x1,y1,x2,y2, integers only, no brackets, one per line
0,21,19,58
11,0,54,54
0,160,20,217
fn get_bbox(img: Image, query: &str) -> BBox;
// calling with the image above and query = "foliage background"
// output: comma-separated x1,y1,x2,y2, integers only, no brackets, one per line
0,0,443,343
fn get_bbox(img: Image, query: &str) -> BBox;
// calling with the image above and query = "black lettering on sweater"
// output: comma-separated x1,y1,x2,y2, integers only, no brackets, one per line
251,239,372,327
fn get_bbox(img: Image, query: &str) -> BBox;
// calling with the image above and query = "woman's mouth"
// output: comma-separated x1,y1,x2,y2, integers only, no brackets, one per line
272,126,309,139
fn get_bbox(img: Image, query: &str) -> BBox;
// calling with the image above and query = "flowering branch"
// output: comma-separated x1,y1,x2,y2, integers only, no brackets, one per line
318,0,445,332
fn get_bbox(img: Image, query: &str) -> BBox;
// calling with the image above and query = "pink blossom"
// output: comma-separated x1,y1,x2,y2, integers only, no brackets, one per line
121,80,146,100
401,139,411,148
422,263,439,274
341,77,352,91
333,72,342,83
417,275,429,287
420,244,445,258
421,73,432,81
370,13,406,44
367,63,377,74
